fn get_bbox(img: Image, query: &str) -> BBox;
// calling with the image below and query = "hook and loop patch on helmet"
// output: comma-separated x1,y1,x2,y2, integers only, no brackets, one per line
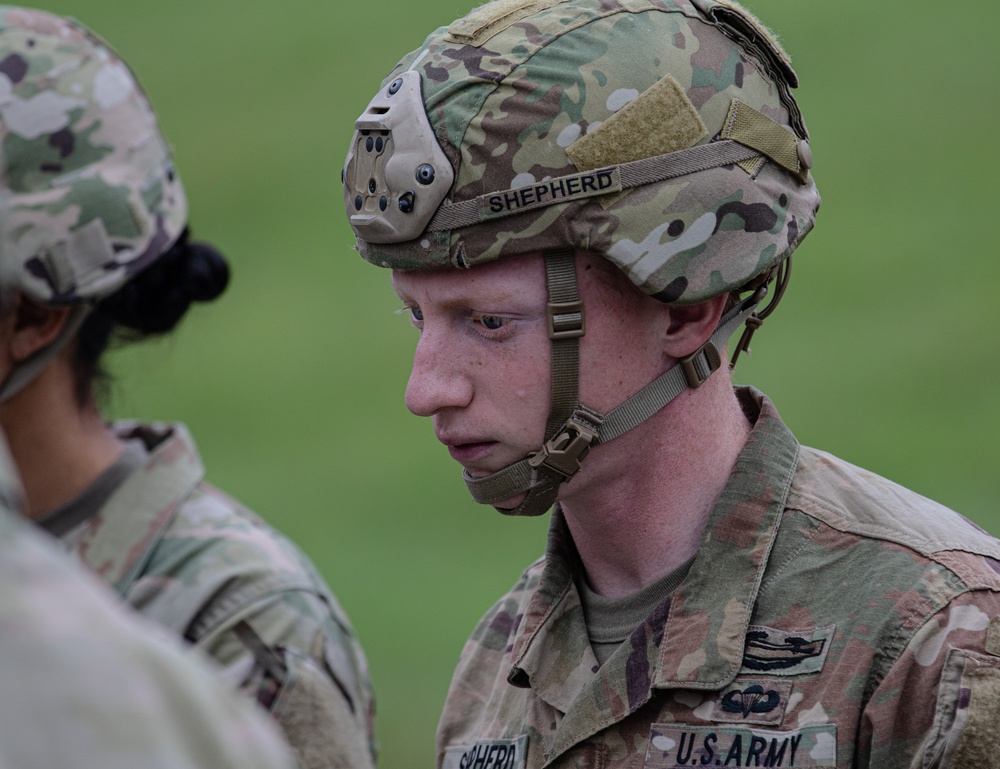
343,71,454,245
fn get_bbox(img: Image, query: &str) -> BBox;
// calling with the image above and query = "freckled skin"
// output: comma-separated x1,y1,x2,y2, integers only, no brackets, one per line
393,253,551,480
392,251,672,488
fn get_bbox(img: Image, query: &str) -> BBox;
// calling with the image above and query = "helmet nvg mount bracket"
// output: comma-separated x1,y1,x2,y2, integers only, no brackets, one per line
342,0,821,516
344,71,454,244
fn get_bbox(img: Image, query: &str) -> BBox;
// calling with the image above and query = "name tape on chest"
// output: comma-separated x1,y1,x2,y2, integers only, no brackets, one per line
443,735,528,769
645,724,836,768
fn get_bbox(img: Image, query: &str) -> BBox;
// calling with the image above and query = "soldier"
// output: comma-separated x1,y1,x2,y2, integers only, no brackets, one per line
341,1,1000,767
0,427,297,769
0,7,375,768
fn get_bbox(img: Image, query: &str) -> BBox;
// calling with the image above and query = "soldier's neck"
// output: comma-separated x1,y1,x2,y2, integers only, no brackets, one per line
0,358,124,520
559,370,750,598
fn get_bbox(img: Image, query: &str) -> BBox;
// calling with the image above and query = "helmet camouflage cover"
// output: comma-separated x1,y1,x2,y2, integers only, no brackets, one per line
343,0,820,304
0,5,186,306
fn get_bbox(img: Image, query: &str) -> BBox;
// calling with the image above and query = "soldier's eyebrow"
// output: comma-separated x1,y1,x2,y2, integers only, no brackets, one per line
391,283,536,315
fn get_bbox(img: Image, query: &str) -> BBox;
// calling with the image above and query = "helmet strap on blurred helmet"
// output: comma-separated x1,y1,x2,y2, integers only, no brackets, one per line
463,251,772,517
0,304,90,403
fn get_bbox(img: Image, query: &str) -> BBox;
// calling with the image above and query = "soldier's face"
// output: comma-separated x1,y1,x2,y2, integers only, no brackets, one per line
391,252,673,504
392,253,551,486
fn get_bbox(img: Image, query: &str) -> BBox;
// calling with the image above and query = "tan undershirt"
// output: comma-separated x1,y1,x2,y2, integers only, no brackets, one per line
577,558,693,667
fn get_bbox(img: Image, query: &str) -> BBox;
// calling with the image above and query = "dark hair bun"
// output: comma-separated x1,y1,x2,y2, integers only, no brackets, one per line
106,228,230,335
183,240,230,304
74,228,230,403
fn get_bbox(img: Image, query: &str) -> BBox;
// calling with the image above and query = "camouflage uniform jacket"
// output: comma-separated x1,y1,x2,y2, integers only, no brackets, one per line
437,388,1000,769
0,435,296,769
53,422,376,769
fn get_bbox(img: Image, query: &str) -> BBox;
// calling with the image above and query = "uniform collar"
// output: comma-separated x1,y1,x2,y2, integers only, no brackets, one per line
65,422,204,596
653,387,799,689
506,387,800,761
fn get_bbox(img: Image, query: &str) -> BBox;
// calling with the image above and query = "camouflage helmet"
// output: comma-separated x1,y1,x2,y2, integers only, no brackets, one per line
0,6,187,399
342,0,820,515
343,0,818,303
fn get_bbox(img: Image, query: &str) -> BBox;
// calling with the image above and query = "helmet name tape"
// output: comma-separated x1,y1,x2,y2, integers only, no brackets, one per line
480,169,620,221
426,138,761,233
343,71,454,245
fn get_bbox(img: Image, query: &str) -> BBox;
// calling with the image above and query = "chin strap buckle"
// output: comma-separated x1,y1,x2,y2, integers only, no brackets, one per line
547,299,585,340
680,341,723,389
528,406,604,482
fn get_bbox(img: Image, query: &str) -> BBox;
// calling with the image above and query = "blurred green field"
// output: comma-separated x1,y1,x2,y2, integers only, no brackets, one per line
32,0,1000,766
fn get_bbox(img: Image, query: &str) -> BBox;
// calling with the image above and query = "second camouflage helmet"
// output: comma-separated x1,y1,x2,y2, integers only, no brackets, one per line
0,6,187,400
0,5,187,307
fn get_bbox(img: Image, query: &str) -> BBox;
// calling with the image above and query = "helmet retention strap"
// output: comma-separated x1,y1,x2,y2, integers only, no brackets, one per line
462,255,771,515
0,304,91,403
542,249,585,437
464,249,603,516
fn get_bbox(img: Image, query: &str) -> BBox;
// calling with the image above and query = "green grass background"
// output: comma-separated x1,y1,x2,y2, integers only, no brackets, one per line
34,0,1000,765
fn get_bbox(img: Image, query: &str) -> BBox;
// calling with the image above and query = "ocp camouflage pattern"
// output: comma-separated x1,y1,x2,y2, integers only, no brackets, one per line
0,6,186,304
437,389,1000,768
0,435,296,769
52,422,377,769
347,0,821,305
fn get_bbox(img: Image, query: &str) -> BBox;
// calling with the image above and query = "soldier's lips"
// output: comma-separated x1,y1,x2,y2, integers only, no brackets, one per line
445,441,497,466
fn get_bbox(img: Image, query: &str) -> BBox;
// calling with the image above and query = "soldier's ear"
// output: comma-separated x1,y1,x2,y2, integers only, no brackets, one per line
661,294,728,360
5,296,71,363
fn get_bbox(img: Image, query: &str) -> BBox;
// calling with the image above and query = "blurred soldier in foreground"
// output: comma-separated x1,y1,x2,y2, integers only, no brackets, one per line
0,425,296,768
0,7,374,767
342,1,1000,766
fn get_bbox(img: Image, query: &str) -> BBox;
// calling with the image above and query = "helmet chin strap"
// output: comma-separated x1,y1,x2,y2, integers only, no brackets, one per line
0,305,90,404
463,250,770,517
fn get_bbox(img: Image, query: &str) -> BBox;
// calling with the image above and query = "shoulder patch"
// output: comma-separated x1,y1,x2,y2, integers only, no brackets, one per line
443,735,528,769
645,724,836,768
